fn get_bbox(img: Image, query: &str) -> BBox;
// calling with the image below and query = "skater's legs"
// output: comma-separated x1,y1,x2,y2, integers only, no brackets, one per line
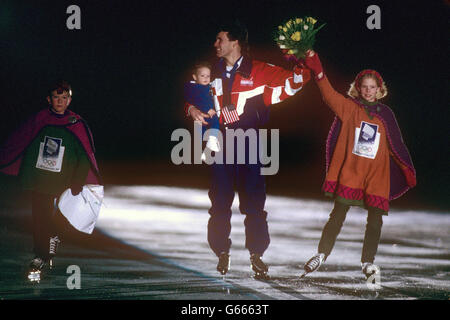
243,211,269,255
208,163,235,256
52,206,72,241
31,192,57,260
361,208,384,263
236,163,269,256
207,211,232,256
318,201,350,258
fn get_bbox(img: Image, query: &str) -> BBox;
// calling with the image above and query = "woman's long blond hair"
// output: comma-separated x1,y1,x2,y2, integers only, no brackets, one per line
347,69,388,100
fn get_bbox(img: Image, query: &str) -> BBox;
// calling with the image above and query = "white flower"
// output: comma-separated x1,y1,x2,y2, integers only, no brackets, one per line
279,44,286,49
304,25,309,30
279,35,285,40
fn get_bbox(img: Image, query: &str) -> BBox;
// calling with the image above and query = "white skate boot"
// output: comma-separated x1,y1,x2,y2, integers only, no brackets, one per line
300,253,325,279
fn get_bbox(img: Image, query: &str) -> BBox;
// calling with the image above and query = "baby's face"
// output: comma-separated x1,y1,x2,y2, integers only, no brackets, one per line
193,67,211,85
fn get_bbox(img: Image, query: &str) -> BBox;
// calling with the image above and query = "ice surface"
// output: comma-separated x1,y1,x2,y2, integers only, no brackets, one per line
96,185,450,300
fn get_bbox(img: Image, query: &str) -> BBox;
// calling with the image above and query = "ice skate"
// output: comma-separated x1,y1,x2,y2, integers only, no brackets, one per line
27,257,45,283
217,252,230,277
361,262,380,280
48,235,61,269
299,253,325,279
250,254,270,280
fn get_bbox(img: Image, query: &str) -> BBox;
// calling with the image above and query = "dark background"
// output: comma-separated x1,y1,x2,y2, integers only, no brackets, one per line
0,0,448,211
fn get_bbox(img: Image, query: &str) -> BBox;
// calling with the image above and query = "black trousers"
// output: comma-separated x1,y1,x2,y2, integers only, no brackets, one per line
31,192,65,260
318,201,384,263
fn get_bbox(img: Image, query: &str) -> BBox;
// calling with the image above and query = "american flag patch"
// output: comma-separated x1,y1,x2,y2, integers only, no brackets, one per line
221,105,240,124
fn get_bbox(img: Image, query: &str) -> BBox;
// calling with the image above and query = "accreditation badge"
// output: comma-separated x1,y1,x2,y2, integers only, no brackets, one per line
35,136,65,172
352,121,380,159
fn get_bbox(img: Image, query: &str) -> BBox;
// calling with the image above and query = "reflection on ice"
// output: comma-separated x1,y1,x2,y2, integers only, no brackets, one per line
97,185,450,300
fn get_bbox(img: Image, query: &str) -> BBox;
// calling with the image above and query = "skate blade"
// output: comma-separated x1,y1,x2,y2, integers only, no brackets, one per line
218,269,228,276
217,265,229,276
28,271,41,283
299,271,308,279
253,272,270,281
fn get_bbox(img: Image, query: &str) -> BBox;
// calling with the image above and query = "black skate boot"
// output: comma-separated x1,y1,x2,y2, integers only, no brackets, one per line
48,236,61,269
250,254,270,280
217,252,230,276
299,253,325,279
27,257,46,283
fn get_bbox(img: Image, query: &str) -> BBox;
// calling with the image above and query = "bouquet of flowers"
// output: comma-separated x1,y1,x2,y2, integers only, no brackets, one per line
274,16,325,62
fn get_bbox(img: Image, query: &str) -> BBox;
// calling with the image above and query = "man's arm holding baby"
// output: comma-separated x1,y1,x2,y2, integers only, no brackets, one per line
185,103,210,125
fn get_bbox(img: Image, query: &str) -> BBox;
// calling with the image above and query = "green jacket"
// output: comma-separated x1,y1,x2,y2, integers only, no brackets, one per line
20,125,91,196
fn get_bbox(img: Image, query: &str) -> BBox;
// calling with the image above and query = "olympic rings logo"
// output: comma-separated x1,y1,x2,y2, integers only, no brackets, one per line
358,145,372,153
43,159,57,167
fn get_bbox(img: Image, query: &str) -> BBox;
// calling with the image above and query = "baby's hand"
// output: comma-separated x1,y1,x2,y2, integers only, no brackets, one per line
207,109,216,117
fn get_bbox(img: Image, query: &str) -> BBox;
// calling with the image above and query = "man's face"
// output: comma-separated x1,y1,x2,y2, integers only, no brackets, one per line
47,90,71,114
214,31,238,59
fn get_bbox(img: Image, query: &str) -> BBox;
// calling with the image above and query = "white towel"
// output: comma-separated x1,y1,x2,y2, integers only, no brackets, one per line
58,184,104,234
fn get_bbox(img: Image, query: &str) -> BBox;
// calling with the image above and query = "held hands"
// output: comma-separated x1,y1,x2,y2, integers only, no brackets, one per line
304,50,324,81
281,49,304,67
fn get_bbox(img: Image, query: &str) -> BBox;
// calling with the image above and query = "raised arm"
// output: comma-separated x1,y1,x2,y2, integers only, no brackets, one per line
305,51,355,121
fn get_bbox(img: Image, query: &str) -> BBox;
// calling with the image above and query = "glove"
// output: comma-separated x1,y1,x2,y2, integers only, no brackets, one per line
70,183,83,196
304,50,324,81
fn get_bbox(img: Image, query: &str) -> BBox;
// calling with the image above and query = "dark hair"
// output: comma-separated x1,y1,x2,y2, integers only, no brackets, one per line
48,79,72,97
217,19,249,54
192,61,212,74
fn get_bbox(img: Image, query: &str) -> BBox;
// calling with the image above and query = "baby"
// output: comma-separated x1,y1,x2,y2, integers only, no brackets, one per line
184,62,220,159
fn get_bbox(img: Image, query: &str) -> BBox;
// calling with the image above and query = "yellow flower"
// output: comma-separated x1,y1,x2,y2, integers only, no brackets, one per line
278,25,283,30
296,18,303,24
290,31,301,41
286,20,292,28
287,49,298,54
307,17,317,24
283,27,287,32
